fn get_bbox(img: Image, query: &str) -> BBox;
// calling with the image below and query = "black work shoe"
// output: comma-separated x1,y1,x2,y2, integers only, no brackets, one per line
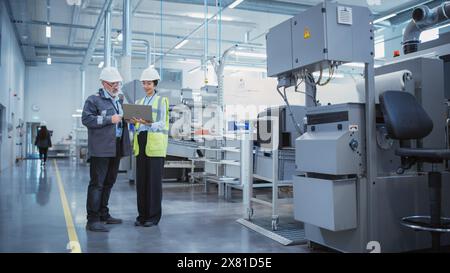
86,222,109,232
101,216,123,224
134,221,145,227
143,221,155,227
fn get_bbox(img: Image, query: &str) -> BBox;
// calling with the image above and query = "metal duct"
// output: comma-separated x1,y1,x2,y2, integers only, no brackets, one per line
403,2,450,54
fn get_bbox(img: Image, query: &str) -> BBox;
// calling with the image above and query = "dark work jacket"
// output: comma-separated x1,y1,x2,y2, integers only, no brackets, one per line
82,89,132,158
35,135,52,149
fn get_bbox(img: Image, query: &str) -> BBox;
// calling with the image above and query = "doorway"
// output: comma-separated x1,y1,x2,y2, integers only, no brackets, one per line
26,122,41,158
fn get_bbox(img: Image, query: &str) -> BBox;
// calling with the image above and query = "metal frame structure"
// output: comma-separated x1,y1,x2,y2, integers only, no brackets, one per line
4,0,435,66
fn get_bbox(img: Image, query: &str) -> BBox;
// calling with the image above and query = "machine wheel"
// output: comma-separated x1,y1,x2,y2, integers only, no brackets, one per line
247,208,254,220
271,216,279,231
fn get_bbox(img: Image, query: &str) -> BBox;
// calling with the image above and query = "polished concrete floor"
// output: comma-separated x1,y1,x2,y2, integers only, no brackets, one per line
0,159,312,253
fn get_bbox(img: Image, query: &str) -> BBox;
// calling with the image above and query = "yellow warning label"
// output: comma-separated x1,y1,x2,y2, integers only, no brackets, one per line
304,28,311,39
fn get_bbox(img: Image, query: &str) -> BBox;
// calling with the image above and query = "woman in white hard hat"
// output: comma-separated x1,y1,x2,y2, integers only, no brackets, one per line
129,67,169,227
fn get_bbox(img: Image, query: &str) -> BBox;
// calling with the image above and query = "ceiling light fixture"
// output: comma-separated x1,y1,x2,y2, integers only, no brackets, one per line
233,51,267,59
229,0,245,9
175,39,189,49
373,13,397,24
188,66,202,74
46,25,52,38
187,13,234,21
117,32,123,42
224,65,266,72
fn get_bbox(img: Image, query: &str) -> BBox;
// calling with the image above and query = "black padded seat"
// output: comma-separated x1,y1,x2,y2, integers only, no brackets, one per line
379,90,450,252
396,148,450,163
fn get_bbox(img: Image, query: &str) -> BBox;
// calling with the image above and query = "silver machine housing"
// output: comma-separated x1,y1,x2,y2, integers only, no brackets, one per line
266,1,450,252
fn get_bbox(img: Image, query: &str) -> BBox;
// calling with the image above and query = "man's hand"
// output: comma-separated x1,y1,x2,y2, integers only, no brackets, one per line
111,114,122,124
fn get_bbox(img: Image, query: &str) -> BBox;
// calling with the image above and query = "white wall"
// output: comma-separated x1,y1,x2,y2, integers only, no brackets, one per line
25,64,83,144
0,1,25,171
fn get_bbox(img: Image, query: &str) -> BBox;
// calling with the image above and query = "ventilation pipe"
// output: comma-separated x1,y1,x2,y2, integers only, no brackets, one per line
104,7,112,66
403,2,450,54
121,0,133,82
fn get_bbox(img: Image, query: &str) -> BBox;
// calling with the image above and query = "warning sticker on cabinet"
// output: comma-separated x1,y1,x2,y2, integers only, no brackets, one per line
337,6,353,25
304,27,311,39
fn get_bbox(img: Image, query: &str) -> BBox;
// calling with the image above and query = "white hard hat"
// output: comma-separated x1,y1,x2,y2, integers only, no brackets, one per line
99,67,123,83
140,67,161,82
40,121,47,126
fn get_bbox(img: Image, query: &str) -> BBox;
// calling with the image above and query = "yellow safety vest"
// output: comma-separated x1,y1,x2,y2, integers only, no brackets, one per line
133,94,169,157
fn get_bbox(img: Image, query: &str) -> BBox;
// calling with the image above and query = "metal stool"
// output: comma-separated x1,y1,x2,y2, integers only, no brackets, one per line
380,91,450,251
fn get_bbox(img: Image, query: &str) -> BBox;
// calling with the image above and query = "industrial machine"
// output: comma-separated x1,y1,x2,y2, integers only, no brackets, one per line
254,105,305,185
266,1,450,252
246,106,306,230
255,106,306,150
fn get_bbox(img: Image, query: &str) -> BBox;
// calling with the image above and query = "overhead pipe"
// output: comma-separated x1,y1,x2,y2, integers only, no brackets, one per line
68,4,81,45
133,39,151,66
99,36,152,66
80,0,114,69
104,7,112,67
156,0,311,16
14,20,262,46
81,70,86,108
403,2,450,54
123,0,132,57
122,0,132,82
155,0,237,64
83,7,258,29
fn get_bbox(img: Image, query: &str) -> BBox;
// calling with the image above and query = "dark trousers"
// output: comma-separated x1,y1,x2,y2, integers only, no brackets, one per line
136,132,164,224
38,148,48,162
86,139,121,223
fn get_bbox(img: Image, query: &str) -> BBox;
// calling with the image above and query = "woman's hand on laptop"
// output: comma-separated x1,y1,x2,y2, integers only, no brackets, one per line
131,117,151,125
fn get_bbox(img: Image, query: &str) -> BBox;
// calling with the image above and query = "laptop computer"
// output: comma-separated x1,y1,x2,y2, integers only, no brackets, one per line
122,104,153,122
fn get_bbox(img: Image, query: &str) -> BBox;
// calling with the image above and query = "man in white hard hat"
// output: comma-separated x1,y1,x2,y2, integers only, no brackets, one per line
81,67,132,232
128,67,169,227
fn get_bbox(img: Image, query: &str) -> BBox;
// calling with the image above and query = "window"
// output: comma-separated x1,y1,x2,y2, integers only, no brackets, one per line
420,28,439,43
374,36,385,59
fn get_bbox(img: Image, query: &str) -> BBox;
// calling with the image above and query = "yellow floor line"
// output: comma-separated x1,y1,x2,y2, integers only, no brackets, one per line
53,160,82,253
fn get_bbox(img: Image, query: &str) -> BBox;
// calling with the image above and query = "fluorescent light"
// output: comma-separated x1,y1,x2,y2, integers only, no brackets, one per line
72,114,82,118
98,61,104,68
46,25,52,38
76,109,83,113
233,51,267,59
175,39,189,49
188,66,202,74
117,33,123,42
313,72,345,78
342,62,382,68
373,13,397,24
229,0,245,9
47,57,52,65
224,65,266,73
186,13,234,21
342,63,365,68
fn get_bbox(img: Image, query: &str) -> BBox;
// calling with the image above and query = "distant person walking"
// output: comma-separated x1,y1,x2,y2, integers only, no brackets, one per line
35,125,52,167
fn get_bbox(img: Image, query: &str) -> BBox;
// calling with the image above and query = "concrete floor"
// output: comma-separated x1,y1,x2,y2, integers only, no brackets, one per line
0,159,312,253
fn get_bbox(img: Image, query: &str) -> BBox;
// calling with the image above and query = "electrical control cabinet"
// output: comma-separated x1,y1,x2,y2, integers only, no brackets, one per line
267,2,373,77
